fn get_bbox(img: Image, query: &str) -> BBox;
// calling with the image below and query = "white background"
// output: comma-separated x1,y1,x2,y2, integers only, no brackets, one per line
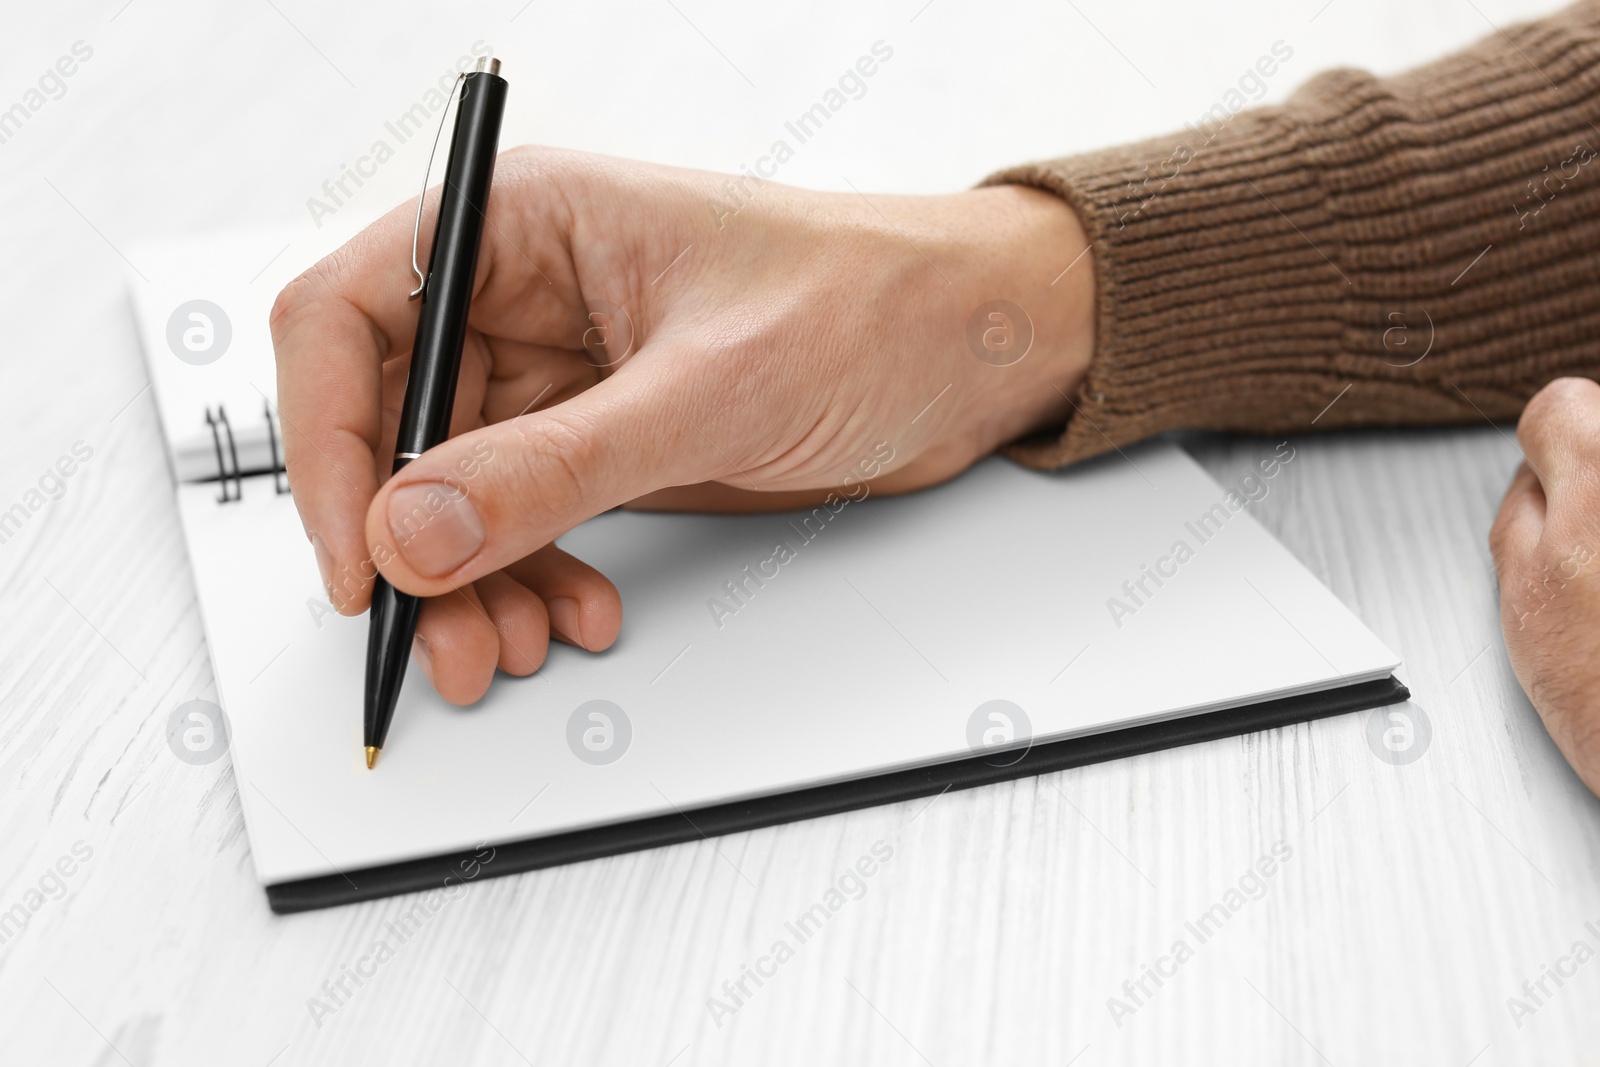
0,0,1592,1064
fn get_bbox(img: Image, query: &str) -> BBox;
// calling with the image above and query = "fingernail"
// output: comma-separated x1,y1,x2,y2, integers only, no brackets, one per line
412,634,434,684
310,534,334,599
547,597,585,648
387,482,485,577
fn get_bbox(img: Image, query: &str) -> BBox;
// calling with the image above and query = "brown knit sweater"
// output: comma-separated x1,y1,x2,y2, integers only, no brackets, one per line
991,1,1600,468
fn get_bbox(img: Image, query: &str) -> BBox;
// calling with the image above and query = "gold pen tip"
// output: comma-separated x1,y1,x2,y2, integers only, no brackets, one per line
365,746,379,770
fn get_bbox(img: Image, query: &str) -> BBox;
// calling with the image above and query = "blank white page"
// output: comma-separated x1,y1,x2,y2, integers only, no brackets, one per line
176,444,1397,884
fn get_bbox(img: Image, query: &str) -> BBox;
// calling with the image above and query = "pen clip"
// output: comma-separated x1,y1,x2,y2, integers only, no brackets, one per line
408,72,466,301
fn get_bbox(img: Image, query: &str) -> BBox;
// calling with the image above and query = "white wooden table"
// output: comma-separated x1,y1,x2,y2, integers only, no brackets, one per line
3,0,1594,1063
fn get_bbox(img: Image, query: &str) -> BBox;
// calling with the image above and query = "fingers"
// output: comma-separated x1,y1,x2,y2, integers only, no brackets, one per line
473,571,551,675
504,545,622,651
366,360,727,596
272,152,587,613
412,584,501,705
1516,377,1600,501
278,152,581,367
272,284,385,614
411,543,621,700
272,196,442,612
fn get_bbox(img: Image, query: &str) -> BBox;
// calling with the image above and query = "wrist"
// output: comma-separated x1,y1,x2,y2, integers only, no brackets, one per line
942,184,1096,450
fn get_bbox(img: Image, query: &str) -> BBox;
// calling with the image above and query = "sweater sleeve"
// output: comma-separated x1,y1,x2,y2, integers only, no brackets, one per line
987,1,1600,469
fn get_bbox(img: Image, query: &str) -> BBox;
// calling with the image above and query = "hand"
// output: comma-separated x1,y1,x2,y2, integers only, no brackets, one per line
270,147,1095,704
1491,377,1600,797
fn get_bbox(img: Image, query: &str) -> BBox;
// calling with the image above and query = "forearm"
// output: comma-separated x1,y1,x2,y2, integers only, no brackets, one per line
990,1,1600,468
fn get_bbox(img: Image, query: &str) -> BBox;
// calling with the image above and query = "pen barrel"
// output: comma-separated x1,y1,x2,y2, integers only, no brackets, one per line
395,69,509,462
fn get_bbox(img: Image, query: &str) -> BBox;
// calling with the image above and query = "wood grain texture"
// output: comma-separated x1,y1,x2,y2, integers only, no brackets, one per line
1,0,1593,1063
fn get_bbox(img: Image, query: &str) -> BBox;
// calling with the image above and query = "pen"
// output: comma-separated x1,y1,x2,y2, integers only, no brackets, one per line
365,56,508,769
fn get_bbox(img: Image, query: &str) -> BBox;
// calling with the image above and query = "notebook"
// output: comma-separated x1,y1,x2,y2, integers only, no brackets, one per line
130,233,1406,913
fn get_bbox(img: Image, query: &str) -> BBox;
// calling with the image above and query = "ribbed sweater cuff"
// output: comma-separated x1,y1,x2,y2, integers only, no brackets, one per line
987,2,1600,468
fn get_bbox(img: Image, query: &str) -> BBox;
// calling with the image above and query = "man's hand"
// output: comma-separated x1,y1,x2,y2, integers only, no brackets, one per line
270,147,1095,705
1491,377,1600,797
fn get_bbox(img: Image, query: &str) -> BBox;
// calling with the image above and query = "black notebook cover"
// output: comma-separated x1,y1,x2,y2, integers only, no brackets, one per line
266,675,1407,913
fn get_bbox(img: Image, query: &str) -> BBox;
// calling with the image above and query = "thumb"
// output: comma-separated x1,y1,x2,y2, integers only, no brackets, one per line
366,365,727,596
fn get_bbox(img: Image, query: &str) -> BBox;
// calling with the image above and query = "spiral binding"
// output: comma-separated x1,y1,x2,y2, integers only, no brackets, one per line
203,400,290,503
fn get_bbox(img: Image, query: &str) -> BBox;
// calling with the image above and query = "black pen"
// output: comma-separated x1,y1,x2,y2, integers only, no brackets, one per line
365,56,508,769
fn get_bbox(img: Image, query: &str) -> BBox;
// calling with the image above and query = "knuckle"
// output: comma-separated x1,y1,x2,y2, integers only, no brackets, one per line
1488,513,1514,563
1540,375,1598,406
510,413,597,521
503,143,547,170
269,263,339,340
268,274,312,338
499,145,580,196
1521,377,1599,437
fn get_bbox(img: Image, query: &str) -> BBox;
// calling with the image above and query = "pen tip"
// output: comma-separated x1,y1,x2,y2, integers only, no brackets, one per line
365,746,379,770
